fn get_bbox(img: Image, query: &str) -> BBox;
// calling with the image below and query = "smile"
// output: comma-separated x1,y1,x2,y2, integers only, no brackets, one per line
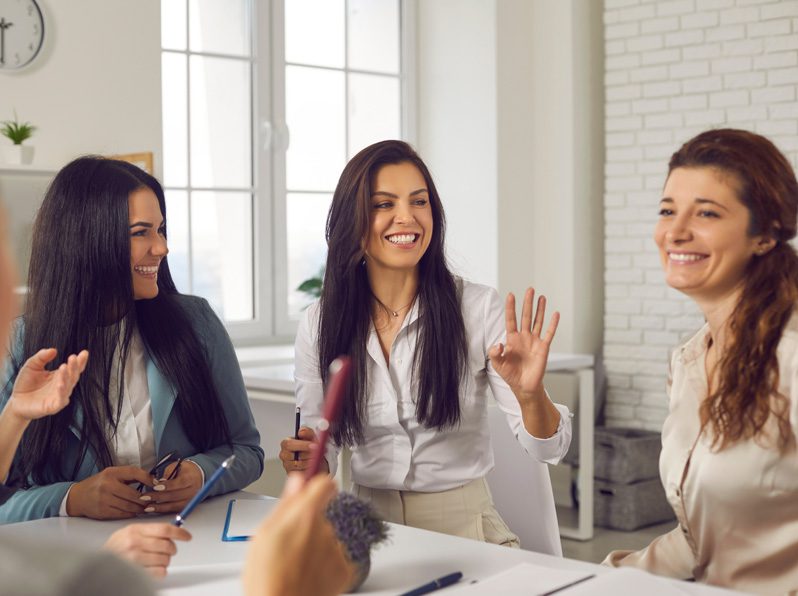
134,264,160,276
386,233,419,245
668,252,707,263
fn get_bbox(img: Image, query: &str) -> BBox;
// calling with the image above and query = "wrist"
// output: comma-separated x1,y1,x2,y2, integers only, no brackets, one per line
0,401,31,432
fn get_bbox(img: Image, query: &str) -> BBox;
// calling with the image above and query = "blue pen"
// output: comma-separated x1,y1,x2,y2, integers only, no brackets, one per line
400,571,463,596
173,454,235,527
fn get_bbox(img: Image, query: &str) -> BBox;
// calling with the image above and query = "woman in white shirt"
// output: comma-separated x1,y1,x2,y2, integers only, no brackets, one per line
280,140,572,546
605,129,798,594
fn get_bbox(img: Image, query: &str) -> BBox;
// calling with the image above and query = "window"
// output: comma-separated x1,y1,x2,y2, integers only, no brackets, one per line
161,0,411,341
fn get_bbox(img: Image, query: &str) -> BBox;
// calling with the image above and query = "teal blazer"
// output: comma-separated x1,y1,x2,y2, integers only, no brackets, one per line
0,295,264,523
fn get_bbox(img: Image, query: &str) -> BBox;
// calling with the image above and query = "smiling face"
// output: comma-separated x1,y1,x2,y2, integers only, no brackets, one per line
654,167,773,304
363,161,433,274
128,187,168,300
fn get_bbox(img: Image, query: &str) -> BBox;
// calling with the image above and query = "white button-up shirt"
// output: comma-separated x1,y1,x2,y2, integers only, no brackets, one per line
295,280,572,492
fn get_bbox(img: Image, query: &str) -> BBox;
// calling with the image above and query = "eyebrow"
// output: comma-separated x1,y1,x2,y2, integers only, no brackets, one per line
129,220,164,228
659,197,730,212
371,188,428,199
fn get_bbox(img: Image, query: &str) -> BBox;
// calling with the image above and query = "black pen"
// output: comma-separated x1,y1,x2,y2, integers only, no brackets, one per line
540,573,596,595
293,406,301,461
400,571,463,596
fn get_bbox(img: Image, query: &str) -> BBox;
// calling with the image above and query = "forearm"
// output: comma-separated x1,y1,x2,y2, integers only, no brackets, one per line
0,407,29,482
517,387,561,439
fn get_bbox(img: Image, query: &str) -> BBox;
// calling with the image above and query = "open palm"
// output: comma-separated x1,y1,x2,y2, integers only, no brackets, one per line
8,348,89,421
488,289,559,404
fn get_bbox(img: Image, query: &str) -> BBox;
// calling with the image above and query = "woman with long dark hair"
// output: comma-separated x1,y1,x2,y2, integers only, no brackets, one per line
279,140,571,546
0,157,263,522
605,129,798,593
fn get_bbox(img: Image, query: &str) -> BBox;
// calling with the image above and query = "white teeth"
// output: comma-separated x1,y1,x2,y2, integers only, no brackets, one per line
669,253,705,262
387,234,416,244
134,265,159,274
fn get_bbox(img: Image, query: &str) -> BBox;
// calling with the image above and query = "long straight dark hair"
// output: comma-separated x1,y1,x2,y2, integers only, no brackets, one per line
320,140,467,447
11,157,231,484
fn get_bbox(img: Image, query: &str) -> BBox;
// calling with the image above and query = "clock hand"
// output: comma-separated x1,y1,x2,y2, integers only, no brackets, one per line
0,18,14,66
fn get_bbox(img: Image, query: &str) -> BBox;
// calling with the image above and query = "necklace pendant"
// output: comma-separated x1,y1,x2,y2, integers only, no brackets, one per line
391,311,399,317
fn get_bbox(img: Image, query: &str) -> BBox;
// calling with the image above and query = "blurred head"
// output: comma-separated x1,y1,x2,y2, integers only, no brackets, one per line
325,140,446,281
655,129,797,306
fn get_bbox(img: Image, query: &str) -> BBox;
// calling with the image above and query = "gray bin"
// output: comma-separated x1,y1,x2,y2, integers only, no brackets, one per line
594,478,675,531
595,427,661,484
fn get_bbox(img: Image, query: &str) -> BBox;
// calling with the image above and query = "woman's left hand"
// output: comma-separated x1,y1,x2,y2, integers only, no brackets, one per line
488,288,559,406
141,459,204,514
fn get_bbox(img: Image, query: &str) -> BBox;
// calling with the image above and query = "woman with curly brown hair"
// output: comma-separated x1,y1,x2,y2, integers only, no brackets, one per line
605,129,798,594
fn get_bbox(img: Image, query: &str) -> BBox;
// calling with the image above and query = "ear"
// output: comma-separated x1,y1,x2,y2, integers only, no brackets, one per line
753,235,777,256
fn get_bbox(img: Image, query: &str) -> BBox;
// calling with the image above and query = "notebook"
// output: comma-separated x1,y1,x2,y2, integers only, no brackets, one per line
221,498,278,542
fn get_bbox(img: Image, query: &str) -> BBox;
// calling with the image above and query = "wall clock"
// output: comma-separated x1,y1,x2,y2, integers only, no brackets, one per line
0,0,45,70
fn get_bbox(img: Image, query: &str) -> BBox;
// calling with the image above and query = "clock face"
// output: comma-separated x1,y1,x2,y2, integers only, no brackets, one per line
0,0,44,70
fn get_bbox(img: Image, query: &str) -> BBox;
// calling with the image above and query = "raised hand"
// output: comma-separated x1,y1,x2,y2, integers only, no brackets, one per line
6,348,89,422
488,288,559,406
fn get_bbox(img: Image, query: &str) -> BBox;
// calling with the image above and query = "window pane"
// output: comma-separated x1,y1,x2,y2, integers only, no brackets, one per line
164,190,190,292
287,192,331,319
347,0,399,74
191,191,253,321
189,0,251,56
162,0,187,51
348,74,400,157
285,0,344,68
162,53,188,187
286,66,345,191
189,56,252,188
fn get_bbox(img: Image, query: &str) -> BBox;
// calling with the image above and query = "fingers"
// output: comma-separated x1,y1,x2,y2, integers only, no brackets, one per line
137,523,192,542
296,426,318,441
520,288,535,332
301,475,338,512
543,311,560,344
531,294,546,337
22,348,57,372
504,293,517,334
281,472,306,498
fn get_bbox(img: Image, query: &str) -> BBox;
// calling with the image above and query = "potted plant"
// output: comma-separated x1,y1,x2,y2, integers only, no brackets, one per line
326,492,390,592
1,111,36,166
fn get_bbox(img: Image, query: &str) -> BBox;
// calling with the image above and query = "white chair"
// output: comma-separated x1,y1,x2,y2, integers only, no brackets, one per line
486,404,563,556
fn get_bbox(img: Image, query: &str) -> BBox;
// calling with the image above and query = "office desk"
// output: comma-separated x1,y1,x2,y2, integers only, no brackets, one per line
237,350,597,541
0,491,739,596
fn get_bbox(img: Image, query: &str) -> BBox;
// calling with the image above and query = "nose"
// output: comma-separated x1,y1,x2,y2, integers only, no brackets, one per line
665,213,692,244
152,234,169,257
394,202,415,225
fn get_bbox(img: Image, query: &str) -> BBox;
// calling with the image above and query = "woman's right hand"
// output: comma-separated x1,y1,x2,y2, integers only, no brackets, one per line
279,426,328,474
103,523,192,579
66,465,155,519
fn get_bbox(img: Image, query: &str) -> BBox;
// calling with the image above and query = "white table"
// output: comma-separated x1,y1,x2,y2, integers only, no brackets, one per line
0,491,741,595
237,349,597,541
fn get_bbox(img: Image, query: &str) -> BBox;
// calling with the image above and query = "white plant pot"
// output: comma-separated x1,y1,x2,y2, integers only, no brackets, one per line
0,145,35,166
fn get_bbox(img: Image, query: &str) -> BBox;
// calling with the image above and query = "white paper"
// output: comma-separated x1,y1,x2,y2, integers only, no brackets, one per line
445,562,593,595
224,499,278,539
564,568,692,595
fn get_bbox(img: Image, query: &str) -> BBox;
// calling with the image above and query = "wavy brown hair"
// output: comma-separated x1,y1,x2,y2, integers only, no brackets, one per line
668,129,798,452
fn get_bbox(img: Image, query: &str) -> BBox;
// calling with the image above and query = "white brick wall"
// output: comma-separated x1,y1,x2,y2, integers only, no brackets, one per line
603,0,798,430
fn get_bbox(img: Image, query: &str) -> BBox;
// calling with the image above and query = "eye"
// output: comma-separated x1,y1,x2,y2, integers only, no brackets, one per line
697,210,720,218
658,208,674,217
130,228,147,237
412,198,428,207
373,201,392,210
158,225,167,236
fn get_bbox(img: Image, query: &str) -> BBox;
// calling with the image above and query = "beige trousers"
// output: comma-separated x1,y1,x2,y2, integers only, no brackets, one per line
353,478,520,548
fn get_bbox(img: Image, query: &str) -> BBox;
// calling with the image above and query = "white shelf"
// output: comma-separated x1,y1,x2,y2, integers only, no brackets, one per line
0,164,58,176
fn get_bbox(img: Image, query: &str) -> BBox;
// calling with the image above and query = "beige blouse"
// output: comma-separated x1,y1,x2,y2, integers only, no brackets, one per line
604,315,798,595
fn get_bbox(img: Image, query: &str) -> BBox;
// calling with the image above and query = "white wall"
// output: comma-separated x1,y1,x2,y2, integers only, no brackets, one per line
416,0,499,288
603,0,798,430
0,0,162,172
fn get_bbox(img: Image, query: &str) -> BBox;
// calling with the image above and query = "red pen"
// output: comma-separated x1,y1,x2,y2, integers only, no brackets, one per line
305,356,352,480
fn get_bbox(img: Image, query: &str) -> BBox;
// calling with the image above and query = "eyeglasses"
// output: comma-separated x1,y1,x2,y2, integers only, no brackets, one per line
137,451,183,493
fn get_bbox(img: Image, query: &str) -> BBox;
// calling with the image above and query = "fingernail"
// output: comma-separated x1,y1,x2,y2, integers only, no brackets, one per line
153,484,166,491
144,506,156,513
139,495,152,502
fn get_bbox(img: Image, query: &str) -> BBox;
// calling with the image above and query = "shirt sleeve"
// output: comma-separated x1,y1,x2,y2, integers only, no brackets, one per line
294,304,340,477
602,525,695,579
482,287,573,464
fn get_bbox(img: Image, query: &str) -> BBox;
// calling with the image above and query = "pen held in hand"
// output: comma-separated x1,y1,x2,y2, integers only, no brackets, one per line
173,454,235,527
293,406,301,462
305,356,352,480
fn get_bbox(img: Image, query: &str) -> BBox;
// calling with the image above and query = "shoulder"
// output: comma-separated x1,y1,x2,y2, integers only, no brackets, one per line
167,293,221,327
776,308,798,370
458,280,499,315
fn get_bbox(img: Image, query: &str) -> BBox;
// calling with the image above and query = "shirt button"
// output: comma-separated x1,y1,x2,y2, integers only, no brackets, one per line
675,488,681,497
680,524,688,534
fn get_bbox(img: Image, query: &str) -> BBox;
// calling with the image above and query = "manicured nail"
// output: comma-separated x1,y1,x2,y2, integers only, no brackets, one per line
153,484,166,492
139,495,152,502
144,506,156,513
